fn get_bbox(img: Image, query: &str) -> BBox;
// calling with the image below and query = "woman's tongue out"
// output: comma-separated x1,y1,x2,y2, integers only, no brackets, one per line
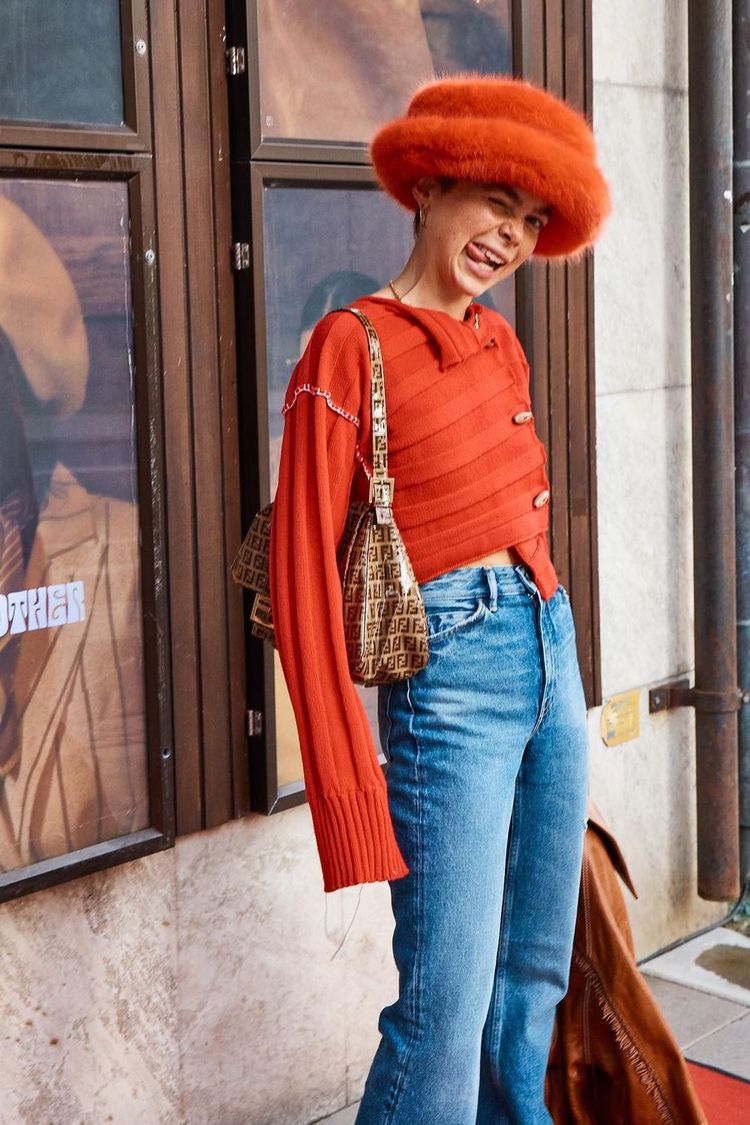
465,240,496,278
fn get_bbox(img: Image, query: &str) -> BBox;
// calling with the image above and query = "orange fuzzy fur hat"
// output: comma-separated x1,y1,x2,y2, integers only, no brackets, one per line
370,74,611,259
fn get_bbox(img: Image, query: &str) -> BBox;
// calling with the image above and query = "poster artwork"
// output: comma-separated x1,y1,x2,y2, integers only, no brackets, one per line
0,182,149,873
0,580,86,635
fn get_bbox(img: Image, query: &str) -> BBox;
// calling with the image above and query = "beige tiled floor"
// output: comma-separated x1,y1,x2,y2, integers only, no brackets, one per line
644,975,750,1078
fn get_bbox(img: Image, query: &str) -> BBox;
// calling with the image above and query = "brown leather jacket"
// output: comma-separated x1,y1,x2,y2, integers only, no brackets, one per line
545,800,708,1124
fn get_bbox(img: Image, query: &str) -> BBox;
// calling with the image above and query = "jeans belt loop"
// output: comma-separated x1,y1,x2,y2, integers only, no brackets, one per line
514,562,538,599
483,566,498,611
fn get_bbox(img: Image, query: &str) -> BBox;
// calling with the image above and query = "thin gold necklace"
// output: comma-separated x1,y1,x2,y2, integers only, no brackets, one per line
388,278,480,329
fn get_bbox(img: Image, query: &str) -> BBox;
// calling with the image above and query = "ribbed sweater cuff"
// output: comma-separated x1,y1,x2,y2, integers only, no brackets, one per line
309,786,411,893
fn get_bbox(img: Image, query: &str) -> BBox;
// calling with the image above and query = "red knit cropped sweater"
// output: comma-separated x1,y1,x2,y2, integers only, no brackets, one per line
269,295,560,893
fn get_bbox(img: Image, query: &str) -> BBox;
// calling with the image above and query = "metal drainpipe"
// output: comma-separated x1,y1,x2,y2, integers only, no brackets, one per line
735,0,750,885
657,1,743,901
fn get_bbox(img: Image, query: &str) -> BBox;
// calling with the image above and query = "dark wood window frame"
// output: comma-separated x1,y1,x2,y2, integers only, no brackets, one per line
226,0,601,821
0,1,174,902
513,0,602,703
0,0,151,153
230,1,380,166
0,153,174,903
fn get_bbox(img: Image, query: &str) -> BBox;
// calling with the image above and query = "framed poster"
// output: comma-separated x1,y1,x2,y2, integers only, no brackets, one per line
0,162,173,900
236,0,513,161
0,0,150,152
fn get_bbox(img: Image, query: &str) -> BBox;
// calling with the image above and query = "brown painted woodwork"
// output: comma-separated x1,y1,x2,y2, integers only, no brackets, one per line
152,0,248,833
515,0,602,706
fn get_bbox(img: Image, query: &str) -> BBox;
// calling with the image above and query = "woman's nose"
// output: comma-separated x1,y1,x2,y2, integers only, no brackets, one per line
499,218,522,246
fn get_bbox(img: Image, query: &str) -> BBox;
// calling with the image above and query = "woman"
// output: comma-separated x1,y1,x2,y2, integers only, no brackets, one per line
269,75,610,1124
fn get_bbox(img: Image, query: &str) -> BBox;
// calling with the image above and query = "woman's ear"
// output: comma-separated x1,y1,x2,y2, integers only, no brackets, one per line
411,176,439,210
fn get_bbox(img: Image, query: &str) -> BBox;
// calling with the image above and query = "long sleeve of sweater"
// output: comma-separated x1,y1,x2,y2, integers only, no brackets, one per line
269,311,410,894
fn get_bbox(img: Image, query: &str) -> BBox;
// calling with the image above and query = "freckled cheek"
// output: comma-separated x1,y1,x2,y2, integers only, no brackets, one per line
436,231,467,265
520,233,538,258
442,224,466,251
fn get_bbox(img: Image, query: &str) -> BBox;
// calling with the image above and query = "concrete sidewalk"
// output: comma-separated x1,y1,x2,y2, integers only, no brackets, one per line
639,924,750,1079
314,925,750,1124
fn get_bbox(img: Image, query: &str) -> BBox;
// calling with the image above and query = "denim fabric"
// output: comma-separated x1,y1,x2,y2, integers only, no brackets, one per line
355,562,590,1125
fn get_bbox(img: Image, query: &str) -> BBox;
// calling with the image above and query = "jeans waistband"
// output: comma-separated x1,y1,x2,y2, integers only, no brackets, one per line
419,561,539,606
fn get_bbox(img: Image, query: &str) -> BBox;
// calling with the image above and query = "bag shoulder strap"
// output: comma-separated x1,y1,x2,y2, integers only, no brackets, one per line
341,306,393,517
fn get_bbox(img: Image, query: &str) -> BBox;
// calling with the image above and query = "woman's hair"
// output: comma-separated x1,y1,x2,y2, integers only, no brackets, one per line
299,270,380,334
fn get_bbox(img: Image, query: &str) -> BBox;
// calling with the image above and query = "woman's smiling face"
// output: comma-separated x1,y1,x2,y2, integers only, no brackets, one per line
412,177,552,301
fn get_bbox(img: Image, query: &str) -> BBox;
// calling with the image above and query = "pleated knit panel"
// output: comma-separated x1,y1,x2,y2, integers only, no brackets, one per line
350,296,558,596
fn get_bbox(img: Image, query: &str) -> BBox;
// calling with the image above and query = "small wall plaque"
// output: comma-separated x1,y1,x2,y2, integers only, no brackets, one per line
600,689,640,746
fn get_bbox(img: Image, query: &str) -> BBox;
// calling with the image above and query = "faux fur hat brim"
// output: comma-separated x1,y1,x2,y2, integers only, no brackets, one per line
370,76,611,259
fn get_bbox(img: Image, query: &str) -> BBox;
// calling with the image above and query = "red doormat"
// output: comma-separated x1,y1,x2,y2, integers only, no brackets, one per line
686,1060,750,1124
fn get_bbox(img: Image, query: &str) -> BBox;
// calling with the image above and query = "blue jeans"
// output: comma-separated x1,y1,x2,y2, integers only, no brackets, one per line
355,562,590,1125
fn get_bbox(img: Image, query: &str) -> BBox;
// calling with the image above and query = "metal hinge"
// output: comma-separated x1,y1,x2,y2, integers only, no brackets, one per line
247,709,263,737
226,46,246,75
232,242,251,271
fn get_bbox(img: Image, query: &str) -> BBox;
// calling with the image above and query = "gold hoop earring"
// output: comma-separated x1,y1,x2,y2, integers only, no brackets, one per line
419,206,427,228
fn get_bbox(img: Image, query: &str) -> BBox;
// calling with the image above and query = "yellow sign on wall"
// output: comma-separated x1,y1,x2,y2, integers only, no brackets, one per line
600,689,640,746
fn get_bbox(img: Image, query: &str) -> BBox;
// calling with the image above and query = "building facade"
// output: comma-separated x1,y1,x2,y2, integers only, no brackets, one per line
0,2,729,1122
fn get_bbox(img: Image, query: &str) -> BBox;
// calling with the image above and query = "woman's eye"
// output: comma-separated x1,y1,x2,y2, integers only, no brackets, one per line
526,216,544,230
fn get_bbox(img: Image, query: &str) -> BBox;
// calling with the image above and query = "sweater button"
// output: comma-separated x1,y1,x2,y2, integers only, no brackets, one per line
513,410,533,423
485,337,496,347
533,489,550,508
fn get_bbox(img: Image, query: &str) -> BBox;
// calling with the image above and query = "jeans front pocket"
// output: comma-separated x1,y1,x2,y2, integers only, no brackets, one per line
423,594,489,645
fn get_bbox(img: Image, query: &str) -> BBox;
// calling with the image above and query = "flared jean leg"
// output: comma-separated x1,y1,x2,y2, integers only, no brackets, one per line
475,578,590,1123
355,564,590,1125
355,678,525,1125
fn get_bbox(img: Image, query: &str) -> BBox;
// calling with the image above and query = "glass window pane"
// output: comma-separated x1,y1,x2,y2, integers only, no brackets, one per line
0,179,148,871
261,180,513,789
0,1,124,127
256,0,512,147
